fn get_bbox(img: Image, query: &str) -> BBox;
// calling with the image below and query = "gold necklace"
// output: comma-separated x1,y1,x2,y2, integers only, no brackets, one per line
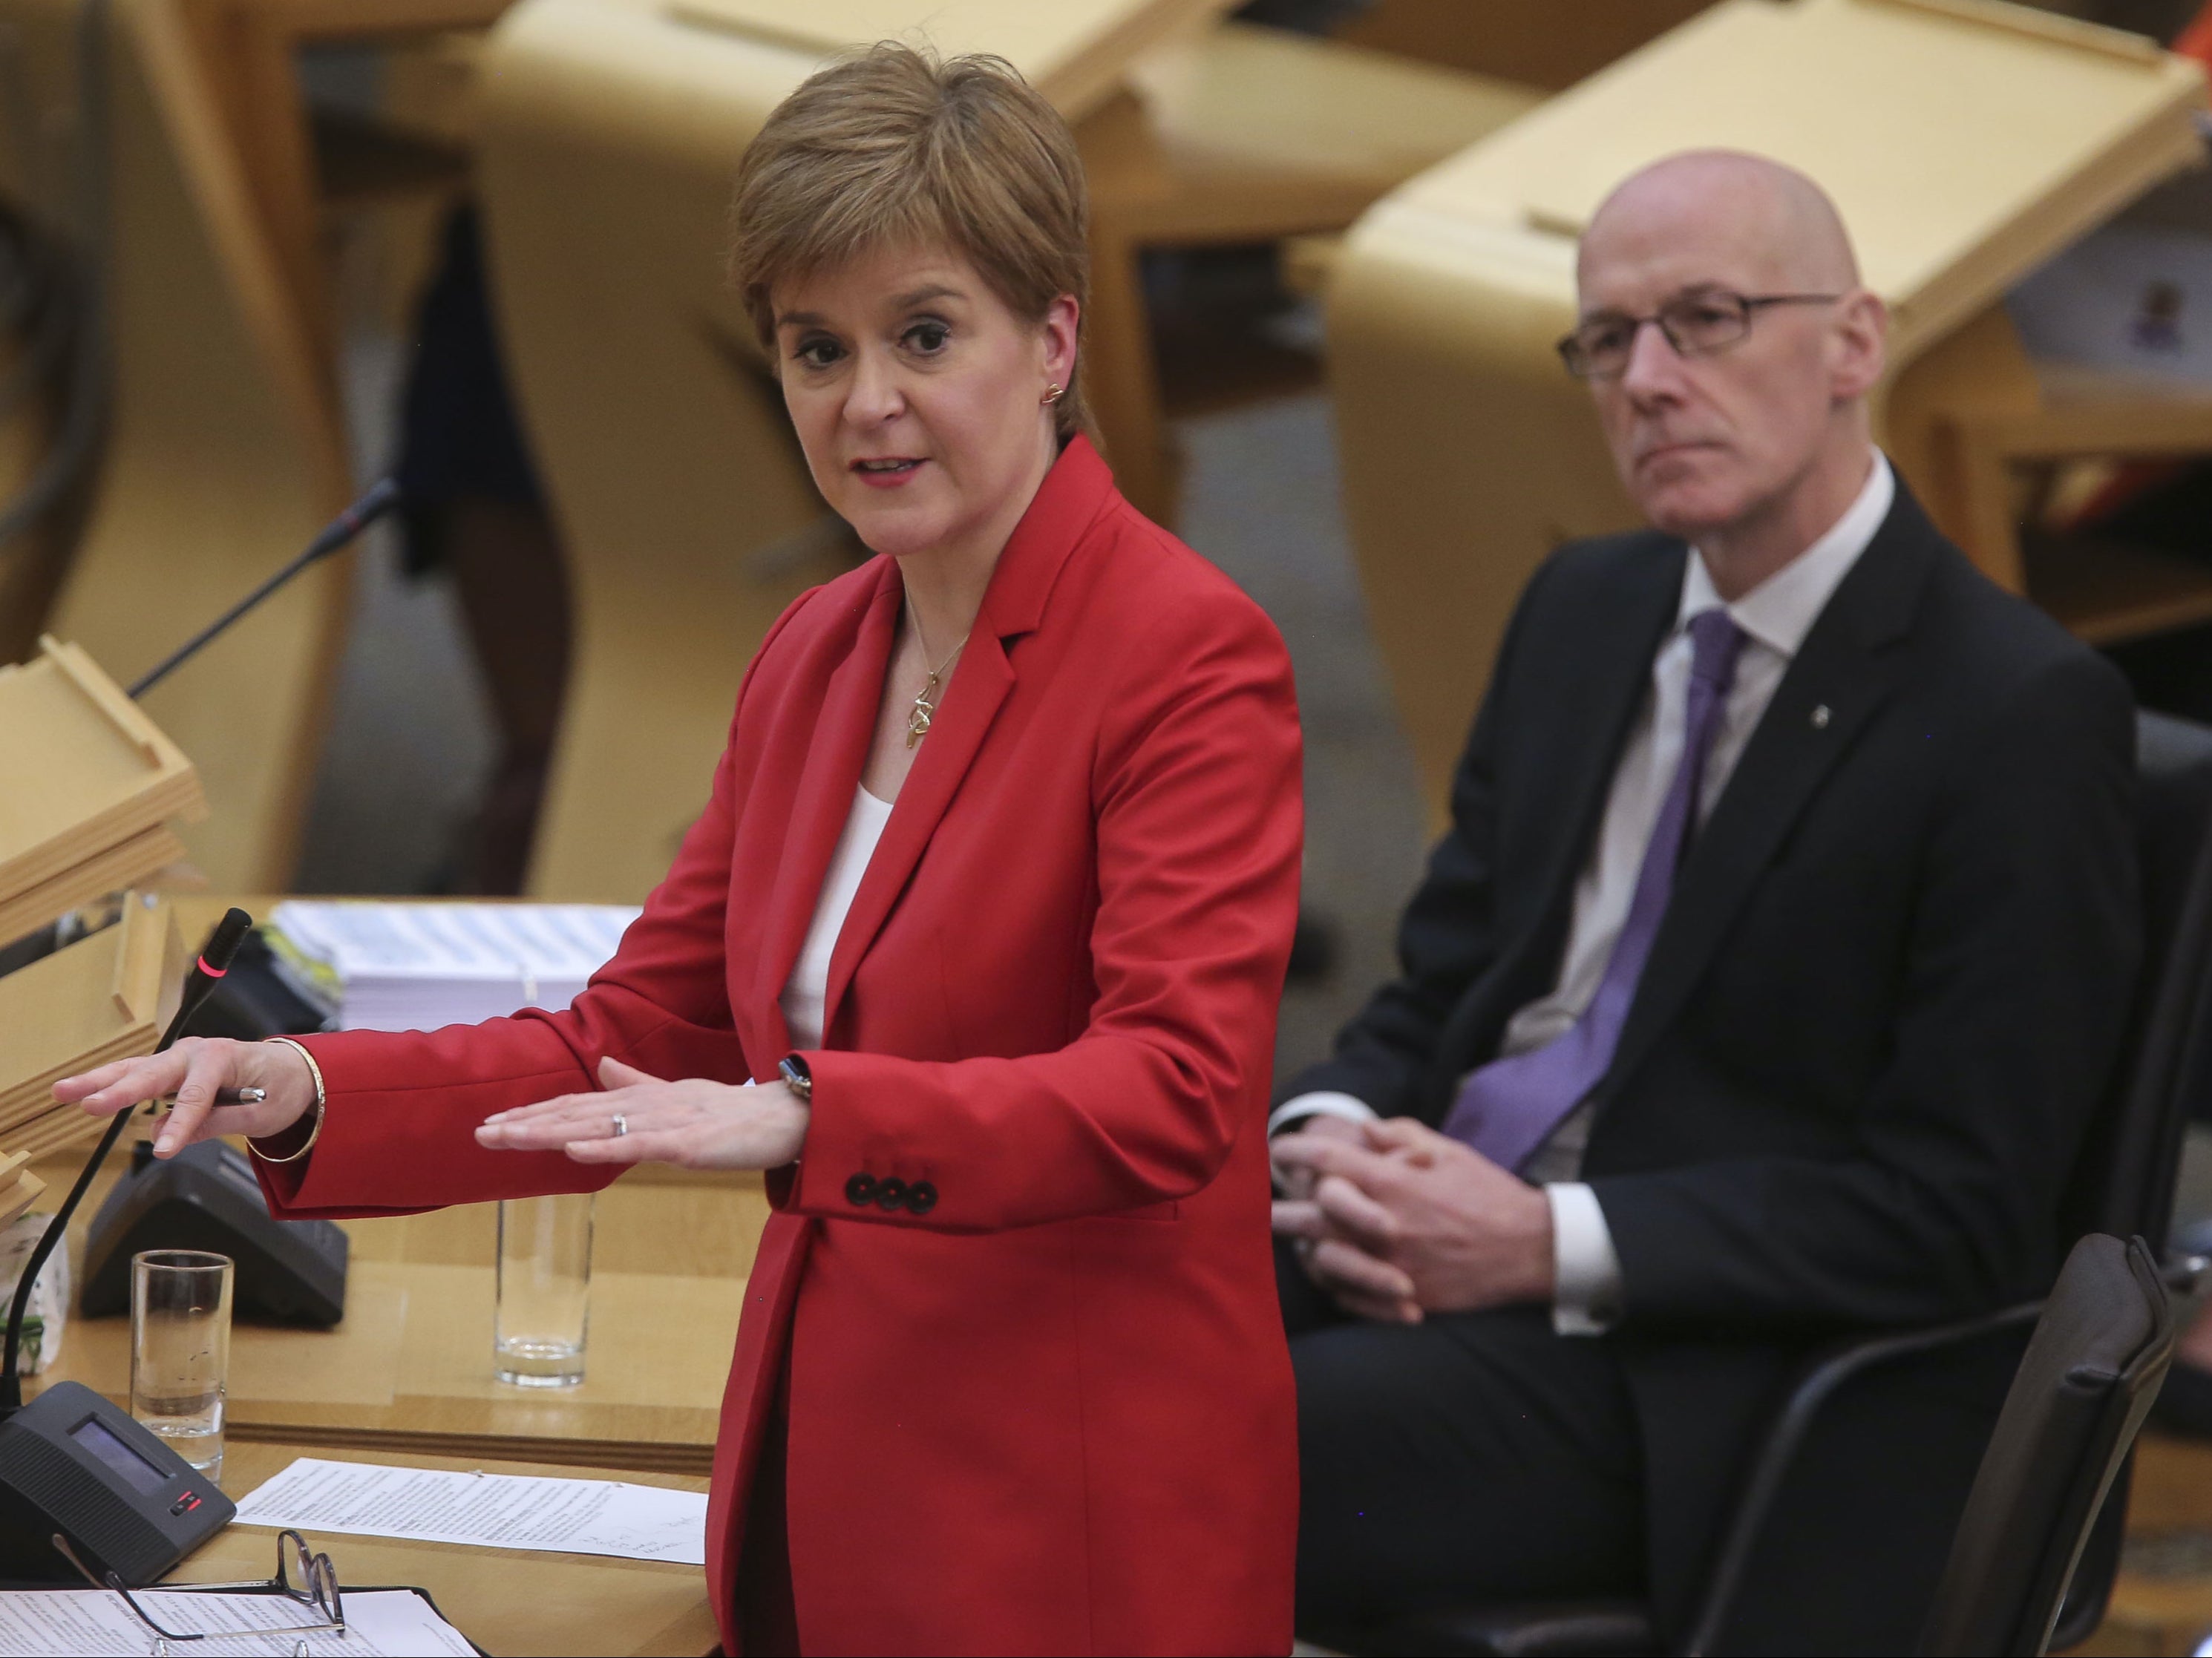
903,605,968,747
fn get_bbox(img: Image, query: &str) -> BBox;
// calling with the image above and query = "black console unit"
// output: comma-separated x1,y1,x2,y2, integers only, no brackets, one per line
79,1138,348,1327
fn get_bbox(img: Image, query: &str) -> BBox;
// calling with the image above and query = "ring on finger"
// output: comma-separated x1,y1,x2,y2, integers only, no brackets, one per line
611,1113,628,1139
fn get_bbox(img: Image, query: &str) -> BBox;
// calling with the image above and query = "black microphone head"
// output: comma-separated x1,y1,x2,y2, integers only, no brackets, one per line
199,907,254,974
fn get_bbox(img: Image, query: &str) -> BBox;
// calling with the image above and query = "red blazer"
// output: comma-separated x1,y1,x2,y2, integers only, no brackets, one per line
258,439,1304,1657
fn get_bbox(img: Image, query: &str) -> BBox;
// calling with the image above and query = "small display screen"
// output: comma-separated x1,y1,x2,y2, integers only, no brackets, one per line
69,1413,169,1495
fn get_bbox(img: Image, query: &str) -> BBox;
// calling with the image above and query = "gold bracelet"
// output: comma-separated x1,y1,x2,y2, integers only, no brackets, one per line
253,1038,326,1164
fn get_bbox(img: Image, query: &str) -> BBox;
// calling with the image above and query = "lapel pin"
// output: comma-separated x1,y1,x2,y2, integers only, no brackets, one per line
1811,704,1832,730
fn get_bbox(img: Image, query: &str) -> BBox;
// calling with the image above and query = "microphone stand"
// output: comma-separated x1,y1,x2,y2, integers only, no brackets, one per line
0,908,252,1414
128,476,402,700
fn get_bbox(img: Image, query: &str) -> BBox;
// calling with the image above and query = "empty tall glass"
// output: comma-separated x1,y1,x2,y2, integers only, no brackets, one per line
131,1250,232,1478
495,1193,593,1386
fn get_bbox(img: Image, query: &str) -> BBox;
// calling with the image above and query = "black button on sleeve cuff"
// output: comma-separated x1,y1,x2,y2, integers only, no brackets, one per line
840,1173,938,1215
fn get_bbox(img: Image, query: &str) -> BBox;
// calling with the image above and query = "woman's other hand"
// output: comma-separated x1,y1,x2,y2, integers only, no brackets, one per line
475,1056,809,1171
53,1037,318,1156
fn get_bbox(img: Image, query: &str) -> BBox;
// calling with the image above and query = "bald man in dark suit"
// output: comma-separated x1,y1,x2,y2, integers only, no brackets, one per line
1272,152,2140,1652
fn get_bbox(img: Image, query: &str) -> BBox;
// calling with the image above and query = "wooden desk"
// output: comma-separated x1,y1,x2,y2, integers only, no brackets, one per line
173,1439,717,1657
27,1101,767,1472
39,1256,740,1472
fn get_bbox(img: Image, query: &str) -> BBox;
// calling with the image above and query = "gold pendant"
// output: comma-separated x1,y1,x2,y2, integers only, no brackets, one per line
906,672,940,747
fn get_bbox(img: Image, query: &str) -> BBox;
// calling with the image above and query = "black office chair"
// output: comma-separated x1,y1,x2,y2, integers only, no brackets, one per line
1920,1233,2175,1657
1327,710,2212,1658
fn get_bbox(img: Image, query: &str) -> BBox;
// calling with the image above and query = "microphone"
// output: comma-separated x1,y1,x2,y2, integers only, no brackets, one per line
0,908,253,1413
127,478,402,701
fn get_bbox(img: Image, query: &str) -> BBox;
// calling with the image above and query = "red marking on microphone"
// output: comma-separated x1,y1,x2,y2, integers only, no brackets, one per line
196,956,228,978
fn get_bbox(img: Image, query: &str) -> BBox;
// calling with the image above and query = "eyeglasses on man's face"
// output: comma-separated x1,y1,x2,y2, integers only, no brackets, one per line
53,1525,344,1652
1558,288,1844,381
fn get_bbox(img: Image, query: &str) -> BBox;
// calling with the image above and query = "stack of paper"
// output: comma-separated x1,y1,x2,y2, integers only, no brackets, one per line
0,1587,478,1656
0,895,179,1162
0,637,205,947
267,902,641,1033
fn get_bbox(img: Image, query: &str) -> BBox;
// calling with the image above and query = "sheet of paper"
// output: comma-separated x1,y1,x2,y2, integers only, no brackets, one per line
232,1457,707,1565
0,1586,475,1657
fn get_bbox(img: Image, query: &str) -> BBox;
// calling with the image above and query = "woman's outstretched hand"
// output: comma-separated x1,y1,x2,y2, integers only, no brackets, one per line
53,1037,318,1156
475,1057,809,1172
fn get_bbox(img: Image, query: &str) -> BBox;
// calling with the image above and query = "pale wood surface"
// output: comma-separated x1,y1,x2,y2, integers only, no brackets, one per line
1913,352,2212,646
1324,0,2209,823
0,896,182,1144
1390,0,2205,362
0,638,202,907
0,824,189,953
171,1439,718,1658
39,1259,743,1471
666,0,1237,125
1336,0,1712,94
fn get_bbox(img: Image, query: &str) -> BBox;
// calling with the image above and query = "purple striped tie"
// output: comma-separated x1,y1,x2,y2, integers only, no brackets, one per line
1443,608,1747,1172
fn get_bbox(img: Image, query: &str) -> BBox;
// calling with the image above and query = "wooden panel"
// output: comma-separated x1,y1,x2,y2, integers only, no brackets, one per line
0,894,183,1141
665,0,1240,121
1392,0,2206,359
0,823,189,951
0,1153,41,1231
0,638,202,899
1338,0,1714,94
175,1439,716,1658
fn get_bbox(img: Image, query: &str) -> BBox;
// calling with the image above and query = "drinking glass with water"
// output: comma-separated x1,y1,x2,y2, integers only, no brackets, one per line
130,1249,232,1478
495,1193,593,1386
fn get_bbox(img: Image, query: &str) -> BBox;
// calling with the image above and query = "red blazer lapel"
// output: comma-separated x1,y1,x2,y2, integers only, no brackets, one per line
822,634,1012,1027
745,571,900,1058
819,438,1116,1034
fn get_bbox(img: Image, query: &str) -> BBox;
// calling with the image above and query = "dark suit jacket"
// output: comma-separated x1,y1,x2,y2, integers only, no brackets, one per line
1286,481,2141,1651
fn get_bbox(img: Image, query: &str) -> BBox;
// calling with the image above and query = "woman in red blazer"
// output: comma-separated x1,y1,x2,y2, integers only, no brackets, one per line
62,45,1300,1658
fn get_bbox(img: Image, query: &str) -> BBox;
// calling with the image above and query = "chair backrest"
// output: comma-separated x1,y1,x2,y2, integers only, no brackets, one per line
1920,1233,2175,1657
2062,710,2212,1250
2035,711,2212,1651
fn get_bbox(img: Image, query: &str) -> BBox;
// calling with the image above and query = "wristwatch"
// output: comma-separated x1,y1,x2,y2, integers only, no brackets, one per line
778,1054,813,1101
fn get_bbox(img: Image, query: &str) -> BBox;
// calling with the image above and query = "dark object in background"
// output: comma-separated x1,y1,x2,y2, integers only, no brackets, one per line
1286,911,1339,985
2089,462,2212,920
184,928,328,1041
1231,0,1372,32
396,206,572,895
79,1138,348,1327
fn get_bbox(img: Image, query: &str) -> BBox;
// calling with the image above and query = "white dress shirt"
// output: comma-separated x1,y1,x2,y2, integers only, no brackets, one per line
779,784,894,1050
1274,453,1895,1334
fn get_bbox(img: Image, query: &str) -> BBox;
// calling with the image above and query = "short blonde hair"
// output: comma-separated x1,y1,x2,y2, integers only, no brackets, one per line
730,44,1091,440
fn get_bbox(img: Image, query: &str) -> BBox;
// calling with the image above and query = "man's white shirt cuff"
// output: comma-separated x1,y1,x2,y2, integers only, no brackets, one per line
1267,1091,1378,1137
1546,1182,1624,1336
